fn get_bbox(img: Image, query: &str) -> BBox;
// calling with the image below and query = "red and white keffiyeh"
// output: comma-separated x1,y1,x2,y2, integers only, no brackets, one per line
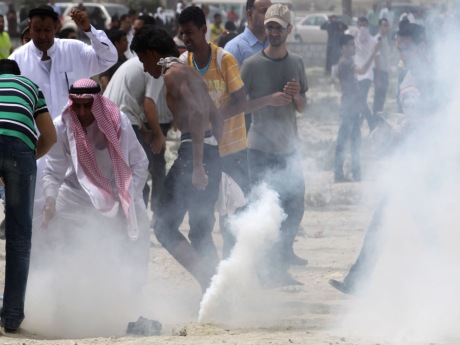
61,79,132,223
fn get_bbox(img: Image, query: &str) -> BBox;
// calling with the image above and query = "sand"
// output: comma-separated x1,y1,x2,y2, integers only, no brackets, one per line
0,65,454,345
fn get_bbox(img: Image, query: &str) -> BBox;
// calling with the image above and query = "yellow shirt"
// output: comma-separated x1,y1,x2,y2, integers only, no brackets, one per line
181,44,247,156
209,24,224,44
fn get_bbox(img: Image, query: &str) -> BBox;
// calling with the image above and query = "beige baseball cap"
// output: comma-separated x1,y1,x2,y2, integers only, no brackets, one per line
264,4,291,29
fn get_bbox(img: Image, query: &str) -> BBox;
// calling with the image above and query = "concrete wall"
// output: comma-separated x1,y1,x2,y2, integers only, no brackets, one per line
287,42,326,68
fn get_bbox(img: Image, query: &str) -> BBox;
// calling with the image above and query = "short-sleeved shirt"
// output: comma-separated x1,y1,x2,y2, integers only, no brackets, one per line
209,24,224,44
181,43,247,156
0,74,48,150
337,56,359,116
241,51,308,155
103,57,163,127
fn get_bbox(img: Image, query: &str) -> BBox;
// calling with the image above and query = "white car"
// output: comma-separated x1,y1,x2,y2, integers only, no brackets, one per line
295,13,356,44
60,3,129,31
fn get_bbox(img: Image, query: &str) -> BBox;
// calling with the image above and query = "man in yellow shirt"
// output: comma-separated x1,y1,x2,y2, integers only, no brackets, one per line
209,12,224,44
178,5,248,258
0,15,12,59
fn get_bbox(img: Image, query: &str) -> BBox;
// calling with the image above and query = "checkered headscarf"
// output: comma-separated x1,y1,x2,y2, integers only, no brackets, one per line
62,79,132,221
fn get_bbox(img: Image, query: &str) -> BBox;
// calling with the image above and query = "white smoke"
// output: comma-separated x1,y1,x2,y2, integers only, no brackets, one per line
198,183,286,326
339,16,460,343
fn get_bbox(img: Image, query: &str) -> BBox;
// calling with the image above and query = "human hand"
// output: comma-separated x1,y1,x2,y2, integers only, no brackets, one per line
41,197,56,229
192,165,208,190
269,92,293,107
150,132,166,154
283,79,301,99
70,8,91,32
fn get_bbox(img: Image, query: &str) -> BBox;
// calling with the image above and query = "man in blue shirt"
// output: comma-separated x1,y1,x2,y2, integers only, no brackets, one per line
224,0,271,131
224,0,272,67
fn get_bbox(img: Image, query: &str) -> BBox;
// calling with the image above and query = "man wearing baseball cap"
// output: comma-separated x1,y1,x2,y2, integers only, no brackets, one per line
241,4,308,287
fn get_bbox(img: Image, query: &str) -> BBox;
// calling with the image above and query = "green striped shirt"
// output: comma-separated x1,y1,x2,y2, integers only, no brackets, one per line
0,74,49,150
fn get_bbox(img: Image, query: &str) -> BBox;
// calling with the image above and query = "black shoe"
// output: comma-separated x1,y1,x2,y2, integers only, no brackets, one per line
288,253,308,266
328,279,354,295
3,326,18,334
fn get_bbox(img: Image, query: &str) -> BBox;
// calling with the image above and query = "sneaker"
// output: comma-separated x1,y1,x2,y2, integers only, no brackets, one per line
328,279,355,295
262,272,304,289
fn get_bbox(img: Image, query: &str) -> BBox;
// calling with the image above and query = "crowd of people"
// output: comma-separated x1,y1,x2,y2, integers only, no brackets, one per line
0,0,444,336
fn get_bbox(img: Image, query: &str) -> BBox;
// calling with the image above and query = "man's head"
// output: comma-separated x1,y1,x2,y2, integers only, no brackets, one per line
357,16,369,28
213,13,222,27
58,27,77,39
246,0,272,36
339,34,355,57
119,14,132,33
0,59,21,75
397,23,426,69
178,6,207,53
130,26,179,79
329,15,337,23
68,79,102,128
28,4,59,53
379,18,390,36
19,19,31,45
133,14,156,35
107,29,128,55
264,3,292,47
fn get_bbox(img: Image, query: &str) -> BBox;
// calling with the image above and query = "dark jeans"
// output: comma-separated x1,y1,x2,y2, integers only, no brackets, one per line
344,199,387,291
219,149,250,258
150,123,171,214
358,79,378,131
372,70,389,116
0,136,36,330
132,125,153,209
247,149,305,275
334,111,361,180
154,142,221,262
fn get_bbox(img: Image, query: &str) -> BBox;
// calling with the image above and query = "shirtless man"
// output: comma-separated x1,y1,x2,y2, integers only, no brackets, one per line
130,26,224,291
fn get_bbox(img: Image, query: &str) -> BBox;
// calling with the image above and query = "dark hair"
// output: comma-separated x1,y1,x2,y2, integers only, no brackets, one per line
246,0,255,12
178,6,206,28
397,23,426,45
137,14,156,27
59,27,77,39
29,4,59,22
0,59,21,75
357,16,369,25
339,34,354,47
378,17,389,26
120,13,130,22
130,26,179,57
225,20,236,31
213,12,222,19
107,28,127,43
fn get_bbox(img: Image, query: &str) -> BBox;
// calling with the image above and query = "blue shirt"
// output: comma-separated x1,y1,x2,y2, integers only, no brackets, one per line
224,27,268,68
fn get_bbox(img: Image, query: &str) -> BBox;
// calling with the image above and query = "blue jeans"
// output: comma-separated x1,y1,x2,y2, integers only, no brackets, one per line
0,136,36,330
154,142,221,263
334,111,361,180
247,149,305,276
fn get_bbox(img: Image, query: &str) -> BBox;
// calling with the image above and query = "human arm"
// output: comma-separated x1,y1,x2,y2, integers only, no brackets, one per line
41,122,68,228
35,112,57,159
143,96,165,154
72,8,117,75
283,79,307,113
220,88,247,119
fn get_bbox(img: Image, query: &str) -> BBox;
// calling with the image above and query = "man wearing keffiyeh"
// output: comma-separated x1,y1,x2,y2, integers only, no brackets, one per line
39,78,150,289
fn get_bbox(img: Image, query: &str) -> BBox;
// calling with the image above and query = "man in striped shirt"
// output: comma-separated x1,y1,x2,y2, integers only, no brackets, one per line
0,59,56,333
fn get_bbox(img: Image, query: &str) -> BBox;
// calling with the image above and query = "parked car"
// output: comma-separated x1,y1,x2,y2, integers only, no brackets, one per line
60,3,129,31
295,12,356,44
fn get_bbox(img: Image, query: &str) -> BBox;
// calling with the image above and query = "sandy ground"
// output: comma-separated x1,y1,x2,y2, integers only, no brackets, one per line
0,65,454,345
